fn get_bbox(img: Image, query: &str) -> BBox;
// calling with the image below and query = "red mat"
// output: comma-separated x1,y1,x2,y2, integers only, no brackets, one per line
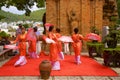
0,55,118,76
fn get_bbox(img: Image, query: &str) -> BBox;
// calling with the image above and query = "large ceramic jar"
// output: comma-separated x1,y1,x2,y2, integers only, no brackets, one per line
39,60,52,79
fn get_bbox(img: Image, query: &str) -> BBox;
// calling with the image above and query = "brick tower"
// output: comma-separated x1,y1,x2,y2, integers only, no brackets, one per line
46,0,118,35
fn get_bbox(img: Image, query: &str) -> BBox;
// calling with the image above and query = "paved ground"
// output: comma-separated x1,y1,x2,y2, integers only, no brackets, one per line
0,52,120,80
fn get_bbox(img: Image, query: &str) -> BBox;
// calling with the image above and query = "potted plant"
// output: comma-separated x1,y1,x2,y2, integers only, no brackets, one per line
86,26,103,58
102,24,120,66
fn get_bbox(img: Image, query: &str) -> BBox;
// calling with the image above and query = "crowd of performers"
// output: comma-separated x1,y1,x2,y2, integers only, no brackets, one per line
5,23,101,70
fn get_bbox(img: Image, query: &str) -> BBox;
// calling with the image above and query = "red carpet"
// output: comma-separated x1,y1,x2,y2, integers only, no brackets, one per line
0,55,118,76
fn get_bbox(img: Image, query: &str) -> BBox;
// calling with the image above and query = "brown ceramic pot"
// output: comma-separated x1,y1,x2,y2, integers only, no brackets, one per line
39,60,52,79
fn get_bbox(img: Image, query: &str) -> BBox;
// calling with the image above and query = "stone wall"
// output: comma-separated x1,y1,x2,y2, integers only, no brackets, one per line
46,0,116,36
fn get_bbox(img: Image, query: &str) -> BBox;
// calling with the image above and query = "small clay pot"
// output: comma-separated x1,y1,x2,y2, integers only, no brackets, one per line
39,60,52,79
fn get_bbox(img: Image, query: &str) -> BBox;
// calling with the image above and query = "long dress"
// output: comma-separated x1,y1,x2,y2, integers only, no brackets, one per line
27,28,39,58
48,32,60,70
55,33,64,60
28,38,39,58
48,32,59,61
13,33,27,66
71,33,84,64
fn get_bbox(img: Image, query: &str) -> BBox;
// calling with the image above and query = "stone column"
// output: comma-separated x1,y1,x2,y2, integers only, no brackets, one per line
90,0,95,27
59,0,70,35
95,0,103,32
46,0,57,27
81,0,91,35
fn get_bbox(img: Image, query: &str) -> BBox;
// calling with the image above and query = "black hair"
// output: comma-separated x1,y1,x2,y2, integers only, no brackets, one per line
56,28,60,33
74,28,79,34
49,25,54,32
19,24,22,28
33,26,38,32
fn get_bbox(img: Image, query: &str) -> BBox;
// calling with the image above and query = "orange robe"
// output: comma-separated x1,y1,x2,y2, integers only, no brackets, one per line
55,33,62,53
28,37,37,53
28,31,37,53
48,32,59,61
72,34,84,56
14,33,27,56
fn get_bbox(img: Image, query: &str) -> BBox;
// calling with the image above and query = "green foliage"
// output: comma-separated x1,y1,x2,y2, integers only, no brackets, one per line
103,25,120,48
110,16,118,22
87,42,104,56
0,0,45,16
0,31,10,38
0,9,46,22
23,24,30,29
116,0,120,18
22,9,46,21
0,10,22,22
90,26,100,34
116,19,120,24
36,0,45,7
0,15,5,20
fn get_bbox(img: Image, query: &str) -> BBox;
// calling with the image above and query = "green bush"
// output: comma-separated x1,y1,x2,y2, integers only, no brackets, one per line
0,31,10,38
103,25,120,48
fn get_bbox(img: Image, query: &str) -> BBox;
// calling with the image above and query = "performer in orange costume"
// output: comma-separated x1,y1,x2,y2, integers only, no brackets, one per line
40,23,52,56
55,28,64,60
27,28,39,58
48,26,60,70
12,27,27,66
71,28,84,64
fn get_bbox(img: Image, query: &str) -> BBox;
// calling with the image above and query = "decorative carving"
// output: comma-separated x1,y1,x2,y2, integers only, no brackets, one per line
103,0,118,25
67,9,79,33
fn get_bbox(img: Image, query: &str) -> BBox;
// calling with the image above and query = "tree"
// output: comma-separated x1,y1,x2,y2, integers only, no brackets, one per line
0,0,45,17
103,25,120,48
116,0,120,18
